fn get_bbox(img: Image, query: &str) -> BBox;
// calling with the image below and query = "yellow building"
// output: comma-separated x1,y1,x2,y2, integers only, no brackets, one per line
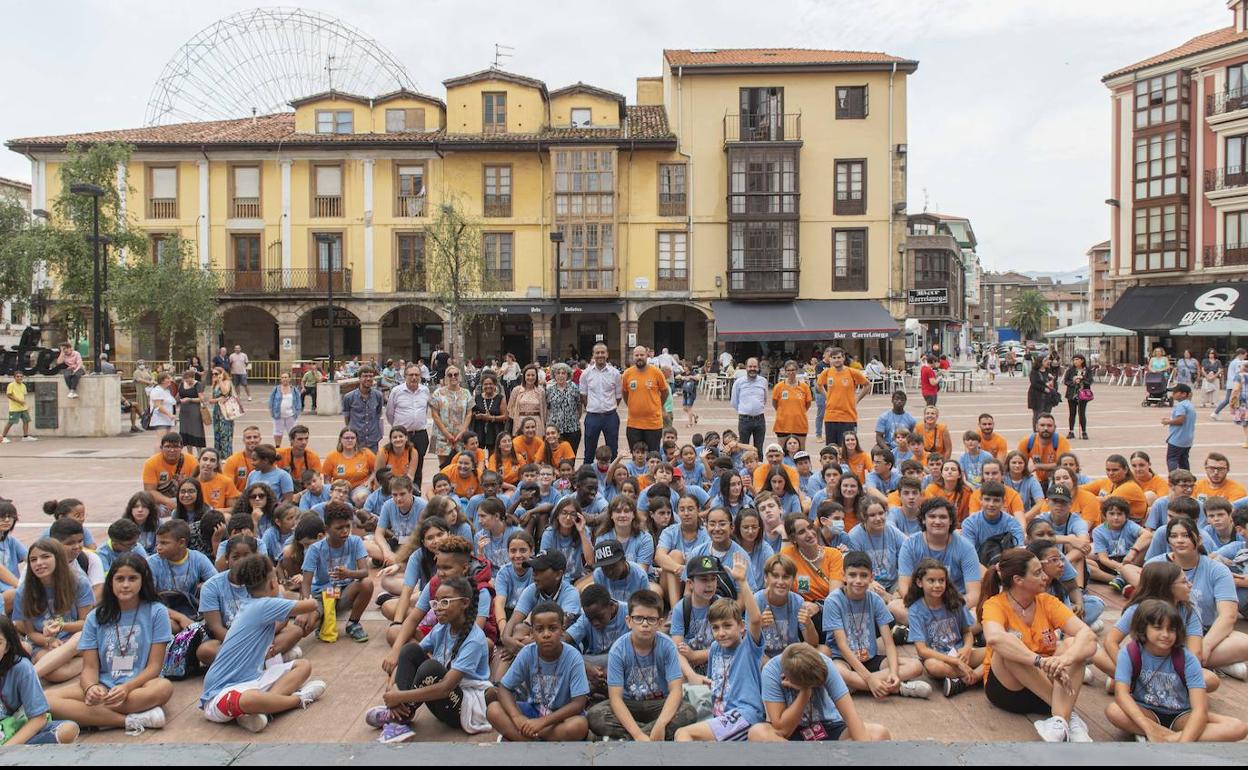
8,48,917,368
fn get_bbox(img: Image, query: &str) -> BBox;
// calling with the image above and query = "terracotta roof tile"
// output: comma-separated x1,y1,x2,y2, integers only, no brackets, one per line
0,177,31,191
7,105,674,149
664,47,914,68
549,82,626,105
442,68,547,94
1104,26,1248,80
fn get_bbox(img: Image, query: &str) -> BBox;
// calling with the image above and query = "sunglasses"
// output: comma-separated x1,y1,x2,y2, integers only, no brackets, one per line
249,493,268,500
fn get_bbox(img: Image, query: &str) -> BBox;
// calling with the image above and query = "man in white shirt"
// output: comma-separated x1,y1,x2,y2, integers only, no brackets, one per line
719,350,734,372
228,345,252,401
387,364,432,488
579,342,623,462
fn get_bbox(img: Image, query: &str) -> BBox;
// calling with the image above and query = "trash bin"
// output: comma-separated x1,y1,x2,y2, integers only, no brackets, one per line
34,381,58,430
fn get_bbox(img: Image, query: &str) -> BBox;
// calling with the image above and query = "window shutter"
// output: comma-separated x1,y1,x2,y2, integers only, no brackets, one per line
151,168,177,198
234,167,259,198
386,109,405,132
316,166,342,196
407,109,425,131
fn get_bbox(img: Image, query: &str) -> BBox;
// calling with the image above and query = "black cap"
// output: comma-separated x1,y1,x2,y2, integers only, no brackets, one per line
592,539,624,568
526,550,567,572
1169,383,1192,395
686,554,725,577
1047,484,1072,503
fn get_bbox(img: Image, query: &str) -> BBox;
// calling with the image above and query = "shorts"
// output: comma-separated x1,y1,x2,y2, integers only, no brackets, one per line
202,659,296,722
1146,707,1191,731
862,654,888,673
25,718,72,745
788,720,847,742
707,708,753,742
273,415,298,437
683,391,697,407
232,373,249,387
515,701,547,719
6,411,29,426
984,669,1050,716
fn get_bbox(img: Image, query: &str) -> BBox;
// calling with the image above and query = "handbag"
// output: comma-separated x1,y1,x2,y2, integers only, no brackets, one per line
220,394,244,421
1077,388,1094,402
200,403,212,426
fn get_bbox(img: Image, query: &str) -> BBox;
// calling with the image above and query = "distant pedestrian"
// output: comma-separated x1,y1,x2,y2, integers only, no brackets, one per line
56,342,85,398
1162,383,1195,471
228,344,252,401
2,371,36,443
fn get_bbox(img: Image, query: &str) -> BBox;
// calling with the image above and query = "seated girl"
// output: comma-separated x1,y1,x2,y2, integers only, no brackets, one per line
0,616,79,746
13,539,95,683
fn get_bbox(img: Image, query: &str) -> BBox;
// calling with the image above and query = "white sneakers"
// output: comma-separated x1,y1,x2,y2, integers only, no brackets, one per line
66,391,78,399
296,679,327,708
1034,714,1093,743
1083,665,1096,685
899,680,932,699
236,713,270,733
1,436,36,443
124,706,166,736
1067,714,1093,743
1218,662,1248,681
283,645,304,662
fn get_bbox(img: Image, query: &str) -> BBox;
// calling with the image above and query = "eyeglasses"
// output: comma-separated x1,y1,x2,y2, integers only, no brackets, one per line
430,596,470,610
628,615,660,626
1206,466,1229,473
249,493,268,500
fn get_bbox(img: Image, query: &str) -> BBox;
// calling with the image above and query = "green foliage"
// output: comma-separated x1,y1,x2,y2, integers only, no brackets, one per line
0,197,45,320
424,198,488,360
1007,289,1050,341
107,236,219,360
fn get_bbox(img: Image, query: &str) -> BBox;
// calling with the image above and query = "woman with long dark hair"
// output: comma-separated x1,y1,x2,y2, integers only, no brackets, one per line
1062,354,1092,441
1028,356,1059,430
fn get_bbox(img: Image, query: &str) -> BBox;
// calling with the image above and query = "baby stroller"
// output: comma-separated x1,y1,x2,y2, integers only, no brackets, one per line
1142,371,1171,407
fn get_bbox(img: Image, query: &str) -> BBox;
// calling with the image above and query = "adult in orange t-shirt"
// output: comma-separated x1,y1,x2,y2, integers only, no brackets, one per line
1195,453,1248,501
542,427,577,468
914,406,952,460
979,548,1097,731
512,418,546,466
779,516,844,603
772,362,814,444
752,444,803,493
277,445,322,487
222,425,263,491
200,472,240,512
621,346,668,452
976,414,1009,462
1016,414,1070,486
322,428,377,504
816,348,869,447
141,435,200,510
1082,455,1148,521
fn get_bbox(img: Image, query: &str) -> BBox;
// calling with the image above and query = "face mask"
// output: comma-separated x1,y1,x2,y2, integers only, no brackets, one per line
828,519,846,535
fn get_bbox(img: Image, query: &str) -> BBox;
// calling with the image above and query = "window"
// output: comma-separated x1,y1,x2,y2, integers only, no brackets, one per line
1227,135,1248,184
231,235,262,289
396,233,425,291
553,149,616,292
315,110,353,134
1134,72,1189,128
738,87,784,140
836,86,868,119
482,233,513,290
834,159,866,215
728,221,798,293
658,163,686,216
313,165,342,217
657,231,688,290
1231,63,1248,95
149,233,176,263
1133,131,1187,198
148,167,177,219
554,150,615,215
385,108,426,132
483,92,507,133
1225,210,1248,248
561,223,614,290
484,165,512,217
232,166,260,218
833,229,868,291
729,148,798,215
570,108,592,127
1132,203,1188,272
395,165,425,217
913,250,949,287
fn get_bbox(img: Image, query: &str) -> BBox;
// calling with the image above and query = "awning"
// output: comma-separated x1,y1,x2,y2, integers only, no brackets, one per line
1103,282,1248,334
711,300,900,342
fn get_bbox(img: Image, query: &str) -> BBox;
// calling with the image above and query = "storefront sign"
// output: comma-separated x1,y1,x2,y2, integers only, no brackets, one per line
908,289,949,306
831,331,892,340
1178,287,1239,327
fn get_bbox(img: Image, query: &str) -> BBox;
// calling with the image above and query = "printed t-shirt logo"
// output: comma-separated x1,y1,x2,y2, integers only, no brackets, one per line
336,464,346,475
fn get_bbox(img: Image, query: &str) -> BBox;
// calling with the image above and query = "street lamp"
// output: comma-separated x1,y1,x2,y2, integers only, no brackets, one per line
549,230,564,364
316,234,337,382
70,183,105,372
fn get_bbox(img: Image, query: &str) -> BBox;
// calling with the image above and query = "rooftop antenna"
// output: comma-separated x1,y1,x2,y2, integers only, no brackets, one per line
493,44,514,69
325,53,339,90
922,187,929,213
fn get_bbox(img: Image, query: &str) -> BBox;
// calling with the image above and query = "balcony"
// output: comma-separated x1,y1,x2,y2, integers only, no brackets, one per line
214,268,352,295
232,197,260,218
658,192,686,217
1206,87,1248,118
657,269,688,291
313,196,343,218
395,195,425,218
1203,244,1248,268
483,194,512,218
723,113,802,144
148,198,177,219
558,268,616,294
1204,166,1248,193
727,265,800,298
395,270,426,292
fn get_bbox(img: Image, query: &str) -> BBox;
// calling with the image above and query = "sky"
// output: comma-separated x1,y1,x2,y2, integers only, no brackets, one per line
0,0,1225,272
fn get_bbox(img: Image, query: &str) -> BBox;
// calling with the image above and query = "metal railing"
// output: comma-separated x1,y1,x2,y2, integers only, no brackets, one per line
483,194,512,218
313,195,343,217
148,198,177,219
723,113,802,143
658,193,686,216
395,195,425,217
232,197,260,218
1207,87,1248,117
395,270,427,292
1203,243,1248,268
727,266,800,296
1204,166,1248,192
109,360,285,382
213,268,352,294
558,268,616,293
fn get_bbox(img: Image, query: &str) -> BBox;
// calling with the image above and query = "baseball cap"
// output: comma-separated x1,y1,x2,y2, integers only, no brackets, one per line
1047,484,1072,503
1169,383,1192,394
765,443,783,455
793,450,811,462
670,465,683,478
526,550,567,571
592,540,624,568
686,554,725,577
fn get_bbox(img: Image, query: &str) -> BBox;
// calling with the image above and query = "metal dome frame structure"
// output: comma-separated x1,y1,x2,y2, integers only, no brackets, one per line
144,7,416,126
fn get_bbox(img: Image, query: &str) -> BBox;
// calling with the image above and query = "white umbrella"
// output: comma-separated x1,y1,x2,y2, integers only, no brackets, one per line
1170,317,1248,336
1044,321,1135,339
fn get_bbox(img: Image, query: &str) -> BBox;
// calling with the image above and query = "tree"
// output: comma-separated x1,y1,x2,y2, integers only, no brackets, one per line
424,198,490,362
107,236,220,361
1007,289,1050,341
0,197,44,322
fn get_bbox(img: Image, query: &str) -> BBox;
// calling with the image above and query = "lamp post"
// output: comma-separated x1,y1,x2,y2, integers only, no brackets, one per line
549,230,565,364
69,183,105,372
316,234,337,382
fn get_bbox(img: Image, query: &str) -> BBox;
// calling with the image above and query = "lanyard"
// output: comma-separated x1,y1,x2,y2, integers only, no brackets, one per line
113,607,140,656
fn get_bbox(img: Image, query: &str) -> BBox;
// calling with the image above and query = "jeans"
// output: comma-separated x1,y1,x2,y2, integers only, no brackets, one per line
407,429,429,491
301,388,318,413
63,367,84,392
1067,398,1088,434
583,411,620,463
394,642,462,728
814,391,826,438
1166,443,1191,472
1214,388,1234,415
737,413,766,454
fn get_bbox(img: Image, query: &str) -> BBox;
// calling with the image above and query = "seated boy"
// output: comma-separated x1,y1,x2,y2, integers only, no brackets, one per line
487,602,590,741
756,554,820,660
300,501,374,643
565,584,629,696
589,539,652,601
97,518,147,574
297,470,331,511
671,555,724,675
1090,496,1144,589
147,519,217,631
748,642,890,742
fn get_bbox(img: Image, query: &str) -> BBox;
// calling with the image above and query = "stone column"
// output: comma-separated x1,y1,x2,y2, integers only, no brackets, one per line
360,320,382,363
278,319,299,372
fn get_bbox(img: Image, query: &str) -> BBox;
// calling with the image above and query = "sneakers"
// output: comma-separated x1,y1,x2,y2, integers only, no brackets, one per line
1108,576,1126,594
295,679,327,708
1067,713,1093,743
365,705,405,728
1033,716,1069,743
1083,665,1096,685
892,624,910,647
899,679,932,699
283,644,304,662
236,713,270,733
1210,412,1223,421
124,706,166,736
1134,734,1148,742
0,438,8,444
1066,431,1075,440
66,391,78,399
378,723,415,744
1217,662,1248,681
130,426,142,433
942,677,968,698
1090,619,1104,634
1081,432,1089,441
21,436,36,442
346,622,369,643
1104,676,1115,694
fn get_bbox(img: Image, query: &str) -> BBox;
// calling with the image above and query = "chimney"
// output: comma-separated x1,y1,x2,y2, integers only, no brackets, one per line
1235,0,1248,33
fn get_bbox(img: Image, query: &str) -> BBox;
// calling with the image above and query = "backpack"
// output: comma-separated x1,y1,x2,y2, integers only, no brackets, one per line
1125,639,1187,691
161,621,208,680
976,531,1017,567
1025,433,1060,454
680,570,739,638
420,556,498,642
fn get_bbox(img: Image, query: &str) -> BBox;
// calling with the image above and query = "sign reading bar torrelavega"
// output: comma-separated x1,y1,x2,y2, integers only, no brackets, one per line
908,288,949,306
